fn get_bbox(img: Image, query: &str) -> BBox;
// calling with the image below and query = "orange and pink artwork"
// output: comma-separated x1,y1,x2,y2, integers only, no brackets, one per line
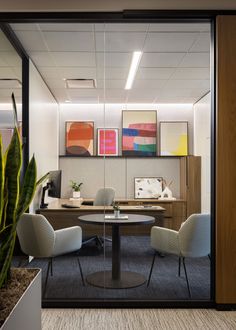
97,128,119,156
66,121,94,156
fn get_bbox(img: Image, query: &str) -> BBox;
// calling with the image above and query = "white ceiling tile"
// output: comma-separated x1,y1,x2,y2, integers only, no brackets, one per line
96,79,126,89
29,52,56,67
144,33,198,52
149,23,210,32
156,96,196,103
140,53,185,68
40,67,97,80
95,23,149,32
0,67,19,79
180,53,210,67
96,52,132,67
43,78,66,89
159,88,208,98
165,79,210,90
42,32,95,51
133,79,166,89
171,68,210,80
10,23,39,31
190,33,210,52
127,89,159,103
14,31,48,51
39,23,94,32
97,67,128,79
95,32,146,52
52,52,96,67
137,68,175,79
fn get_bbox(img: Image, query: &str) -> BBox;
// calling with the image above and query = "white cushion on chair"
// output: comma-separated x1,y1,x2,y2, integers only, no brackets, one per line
151,226,179,255
53,226,82,257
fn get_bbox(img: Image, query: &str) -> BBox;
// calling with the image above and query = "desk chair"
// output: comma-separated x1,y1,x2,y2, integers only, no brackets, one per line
83,187,115,247
17,213,85,298
147,213,210,298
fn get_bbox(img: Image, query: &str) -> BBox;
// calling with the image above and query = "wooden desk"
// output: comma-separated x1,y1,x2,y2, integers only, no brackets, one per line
37,199,165,236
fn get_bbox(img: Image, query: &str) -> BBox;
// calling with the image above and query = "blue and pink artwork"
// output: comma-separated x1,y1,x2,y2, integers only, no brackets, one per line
122,110,157,156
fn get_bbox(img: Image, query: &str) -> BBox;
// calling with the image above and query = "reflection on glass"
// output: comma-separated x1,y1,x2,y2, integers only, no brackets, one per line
0,28,22,152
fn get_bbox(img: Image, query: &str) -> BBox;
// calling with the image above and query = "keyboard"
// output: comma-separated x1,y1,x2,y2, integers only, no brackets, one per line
61,204,80,208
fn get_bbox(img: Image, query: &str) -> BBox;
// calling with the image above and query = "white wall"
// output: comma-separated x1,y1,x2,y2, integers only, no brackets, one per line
59,103,192,198
29,60,59,209
194,93,211,213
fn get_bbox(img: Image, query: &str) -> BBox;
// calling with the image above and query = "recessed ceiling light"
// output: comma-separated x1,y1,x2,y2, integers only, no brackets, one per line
65,79,96,89
65,100,71,103
125,51,142,90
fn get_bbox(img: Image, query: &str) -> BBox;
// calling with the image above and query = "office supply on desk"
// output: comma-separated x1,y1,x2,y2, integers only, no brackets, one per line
105,215,128,220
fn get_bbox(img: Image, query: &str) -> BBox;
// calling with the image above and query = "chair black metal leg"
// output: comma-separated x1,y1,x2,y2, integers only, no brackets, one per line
77,256,85,286
43,259,51,298
50,257,53,276
147,252,157,287
178,256,181,277
182,257,191,298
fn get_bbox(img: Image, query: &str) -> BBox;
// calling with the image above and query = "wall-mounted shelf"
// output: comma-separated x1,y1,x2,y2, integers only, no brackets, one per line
59,155,187,159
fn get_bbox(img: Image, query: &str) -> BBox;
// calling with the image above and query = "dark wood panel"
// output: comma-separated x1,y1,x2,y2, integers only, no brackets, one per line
216,15,236,304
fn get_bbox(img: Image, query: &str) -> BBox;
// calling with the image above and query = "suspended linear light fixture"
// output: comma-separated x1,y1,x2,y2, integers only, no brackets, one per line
125,51,142,90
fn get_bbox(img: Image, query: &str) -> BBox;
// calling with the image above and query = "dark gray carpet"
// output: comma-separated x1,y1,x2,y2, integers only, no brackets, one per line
16,236,211,301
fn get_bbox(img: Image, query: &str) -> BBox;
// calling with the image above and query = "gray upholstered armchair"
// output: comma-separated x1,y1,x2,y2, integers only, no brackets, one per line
17,213,85,297
147,213,211,298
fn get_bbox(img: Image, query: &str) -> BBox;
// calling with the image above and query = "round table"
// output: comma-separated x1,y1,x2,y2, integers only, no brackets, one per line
79,213,155,289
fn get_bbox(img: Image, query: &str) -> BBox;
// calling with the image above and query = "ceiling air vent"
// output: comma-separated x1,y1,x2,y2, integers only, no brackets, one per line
0,79,22,88
65,79,96,89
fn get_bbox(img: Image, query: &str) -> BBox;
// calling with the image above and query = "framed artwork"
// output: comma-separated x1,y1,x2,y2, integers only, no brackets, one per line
159,121,188,156
134,177,163,199
97,128,119,156
122,110,157,156
0,128,14,153
65,121,94,156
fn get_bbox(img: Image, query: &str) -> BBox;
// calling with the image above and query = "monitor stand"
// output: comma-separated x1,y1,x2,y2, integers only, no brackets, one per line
40,182,51,209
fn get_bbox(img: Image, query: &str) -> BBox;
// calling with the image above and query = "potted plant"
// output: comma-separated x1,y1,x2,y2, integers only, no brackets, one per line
70,180,83,198
0,94,47,329
112,202,120,218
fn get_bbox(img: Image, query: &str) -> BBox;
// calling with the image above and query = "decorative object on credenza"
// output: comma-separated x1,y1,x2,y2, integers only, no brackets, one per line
134,177,163,199
159,121,188,156
122,110,157,156
65,121,94,156
97,128,119,156
70,180,83,198
159,180,176,200
112,202,120,218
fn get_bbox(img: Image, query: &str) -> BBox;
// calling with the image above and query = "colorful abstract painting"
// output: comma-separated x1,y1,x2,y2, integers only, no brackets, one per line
122,110,157,156
134,177,163,199
160,121,188,156
66,121,94,156
97,128,119,156
0,128,14,153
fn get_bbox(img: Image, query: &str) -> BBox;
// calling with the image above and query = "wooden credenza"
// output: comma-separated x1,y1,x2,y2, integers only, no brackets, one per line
37,198,186,236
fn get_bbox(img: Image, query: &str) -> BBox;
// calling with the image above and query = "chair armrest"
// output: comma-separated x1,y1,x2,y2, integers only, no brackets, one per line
53,226,82,257
151,226,179,255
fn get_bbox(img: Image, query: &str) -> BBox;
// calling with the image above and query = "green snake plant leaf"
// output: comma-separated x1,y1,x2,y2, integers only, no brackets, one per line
11,93,18,128
16,155,37,219
4,128,22,227
36,171,49,187
0,135,4,227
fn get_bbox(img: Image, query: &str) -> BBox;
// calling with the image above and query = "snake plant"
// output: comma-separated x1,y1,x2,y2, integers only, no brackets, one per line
0,93,47,289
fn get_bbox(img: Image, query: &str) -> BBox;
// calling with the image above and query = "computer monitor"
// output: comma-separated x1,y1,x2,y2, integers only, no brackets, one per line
40,170,62,208
48,170,61,198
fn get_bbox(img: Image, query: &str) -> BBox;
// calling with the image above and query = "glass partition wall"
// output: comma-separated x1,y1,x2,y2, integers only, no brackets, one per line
8,21,212,304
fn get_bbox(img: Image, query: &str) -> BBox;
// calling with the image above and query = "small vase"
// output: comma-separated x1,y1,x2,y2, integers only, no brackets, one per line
73,191,81,199
114,210,120,218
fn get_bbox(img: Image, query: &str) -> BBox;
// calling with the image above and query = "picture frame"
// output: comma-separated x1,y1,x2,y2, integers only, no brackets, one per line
122,110,157,157
159,121,188,156
134,177,163,199
97,128,119,156
65,121,94,156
